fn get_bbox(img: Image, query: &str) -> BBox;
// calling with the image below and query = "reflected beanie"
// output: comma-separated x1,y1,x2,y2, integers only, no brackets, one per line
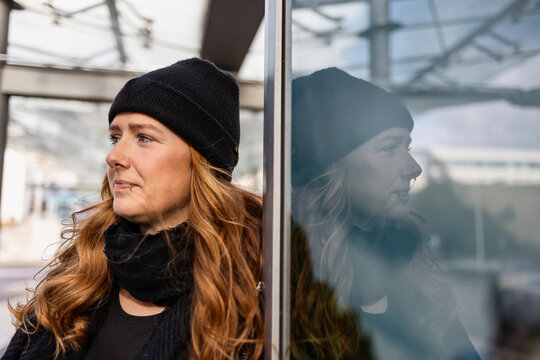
292,67,414,188
109,58,240,174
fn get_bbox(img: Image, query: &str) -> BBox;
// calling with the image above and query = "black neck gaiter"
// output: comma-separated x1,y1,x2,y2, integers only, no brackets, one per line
103,219,194,307
347,220,420,305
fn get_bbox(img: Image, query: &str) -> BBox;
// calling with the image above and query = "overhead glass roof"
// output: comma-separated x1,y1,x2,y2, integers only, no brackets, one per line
291,0,540,88
8,0,265,79
10,0,538,86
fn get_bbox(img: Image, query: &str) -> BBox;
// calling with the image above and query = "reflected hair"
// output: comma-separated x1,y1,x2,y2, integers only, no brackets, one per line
9,148,264,360
293,159,354,299
291,160,377,358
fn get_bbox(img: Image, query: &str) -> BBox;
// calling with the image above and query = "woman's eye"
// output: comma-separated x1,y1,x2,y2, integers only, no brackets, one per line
382,145,397,153
109,135,120,145
138,134,153,143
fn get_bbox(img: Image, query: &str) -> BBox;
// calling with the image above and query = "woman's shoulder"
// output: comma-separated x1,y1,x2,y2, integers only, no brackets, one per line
1,324,56,360
1,292,114,360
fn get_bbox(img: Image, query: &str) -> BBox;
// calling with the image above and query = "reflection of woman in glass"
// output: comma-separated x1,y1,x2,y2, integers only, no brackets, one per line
4,59,263,359
291,68,479,359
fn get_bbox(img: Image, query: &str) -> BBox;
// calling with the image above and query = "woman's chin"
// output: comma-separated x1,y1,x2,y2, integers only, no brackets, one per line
112,204,145,225
386,207,410,221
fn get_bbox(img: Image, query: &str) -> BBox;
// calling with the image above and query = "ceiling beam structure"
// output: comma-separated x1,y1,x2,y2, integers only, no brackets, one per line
200,0,264,72
394,85,540,113
0,64,264,111
2,63,536,116
105,0,128,64
407,0,531,85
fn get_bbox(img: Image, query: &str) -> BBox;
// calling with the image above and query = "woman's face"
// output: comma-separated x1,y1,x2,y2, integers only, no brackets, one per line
106,112,192,234
343,126,422,221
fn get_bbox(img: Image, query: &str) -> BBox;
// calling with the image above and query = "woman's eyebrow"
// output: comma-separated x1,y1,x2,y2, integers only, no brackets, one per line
108,123,162,132
127,123,161,132
376,135,410,144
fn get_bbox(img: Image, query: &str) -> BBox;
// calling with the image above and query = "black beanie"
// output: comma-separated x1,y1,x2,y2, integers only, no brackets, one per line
292,67,414,188
109,58,240,174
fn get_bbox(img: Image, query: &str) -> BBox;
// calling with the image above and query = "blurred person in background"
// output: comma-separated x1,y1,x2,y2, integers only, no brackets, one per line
3,58,264,360
290,68,480,360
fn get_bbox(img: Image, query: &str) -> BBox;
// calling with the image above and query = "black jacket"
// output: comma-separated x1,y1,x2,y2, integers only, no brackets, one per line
1,291,191,360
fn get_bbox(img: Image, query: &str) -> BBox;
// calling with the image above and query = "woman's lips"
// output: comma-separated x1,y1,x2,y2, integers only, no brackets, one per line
394,190,410,200
114,182,136,191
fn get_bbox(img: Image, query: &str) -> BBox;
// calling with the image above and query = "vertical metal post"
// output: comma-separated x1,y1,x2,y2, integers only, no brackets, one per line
263,0,288,358
368,0,391,85
280,0,292,357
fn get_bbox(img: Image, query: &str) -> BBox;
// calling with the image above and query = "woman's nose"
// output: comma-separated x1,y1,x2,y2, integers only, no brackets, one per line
402,153,422,180
106,139,129,170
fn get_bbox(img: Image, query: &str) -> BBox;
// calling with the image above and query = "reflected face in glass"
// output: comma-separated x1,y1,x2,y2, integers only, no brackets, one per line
106,112,192,234
343,126,422,220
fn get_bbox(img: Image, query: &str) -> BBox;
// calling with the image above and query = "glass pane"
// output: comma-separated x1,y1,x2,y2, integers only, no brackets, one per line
289,1,540,359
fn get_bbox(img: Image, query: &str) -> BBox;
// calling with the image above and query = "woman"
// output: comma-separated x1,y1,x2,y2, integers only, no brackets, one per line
290,67,480,359
3,58,264,359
